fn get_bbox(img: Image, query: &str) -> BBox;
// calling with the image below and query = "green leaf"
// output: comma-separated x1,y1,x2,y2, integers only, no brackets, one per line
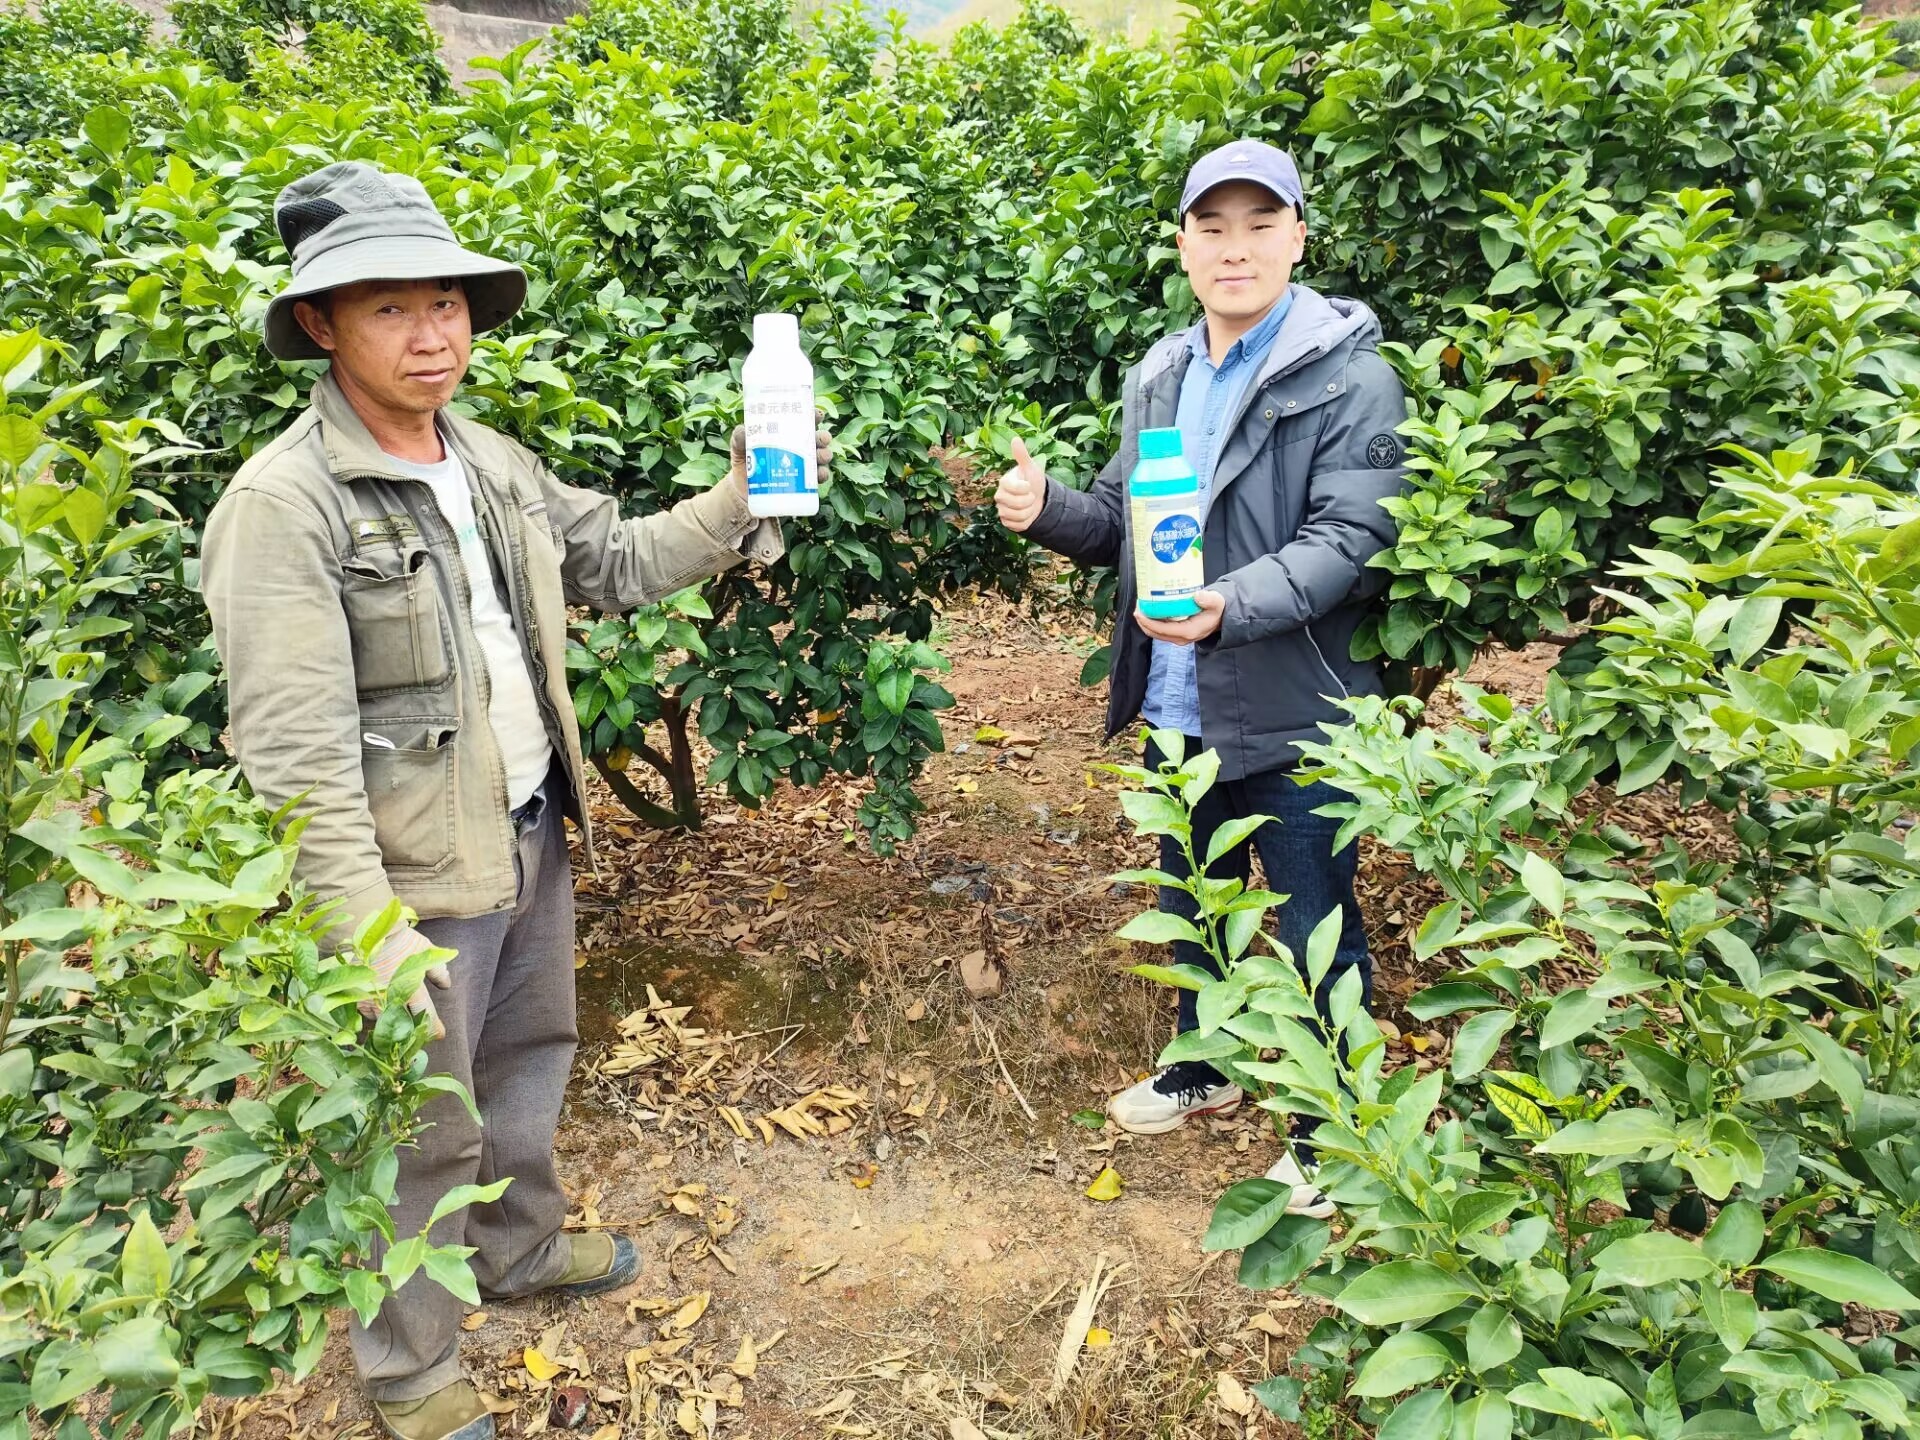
1450,1009,1513,1080
1116,912,1204,946
1205,815,1270,867
1700,1280,1759,1353
1335,1261,1474,1325
95,1315,180,1388
1251,1374,1303,1419
1379,1387,1455,1440
1237,1215,1329,1290
83,105,132,157
1726,596,1783,663
1616,740,1679,795
1702,1200,1764,1268
1538,987,1607,1050
1126,963,1212,991
425,1178,512,1230
1510,1368,1631,1424
1203,1179,1290,1253
422,1247,481,1305
343,1268,386,1326
119,1210,172,1298
1519,852,1564,914
64,487,108,546
1353,1331,1454,1397
1758,1248,1920,1312
1466,1303,1521,1374
876,668,912,716
0,414,45,468
1591,1232,1717,1287
1452,1391,1513,1440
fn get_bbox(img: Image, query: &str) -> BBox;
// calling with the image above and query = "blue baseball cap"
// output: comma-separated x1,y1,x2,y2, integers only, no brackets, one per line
1179,139,1306,225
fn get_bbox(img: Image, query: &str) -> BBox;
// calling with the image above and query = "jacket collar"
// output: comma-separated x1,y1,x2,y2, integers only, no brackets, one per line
1141,283,1379,397
311,370,515,483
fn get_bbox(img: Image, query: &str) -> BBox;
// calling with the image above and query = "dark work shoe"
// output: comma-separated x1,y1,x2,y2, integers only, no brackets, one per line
549,1231,639,1298
372,1382,493,1440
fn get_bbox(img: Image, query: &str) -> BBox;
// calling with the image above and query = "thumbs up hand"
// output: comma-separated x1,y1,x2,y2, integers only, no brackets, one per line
994,436,1048,533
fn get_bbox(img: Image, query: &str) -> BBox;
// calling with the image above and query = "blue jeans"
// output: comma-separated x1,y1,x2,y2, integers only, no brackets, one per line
1147,736,1372,1050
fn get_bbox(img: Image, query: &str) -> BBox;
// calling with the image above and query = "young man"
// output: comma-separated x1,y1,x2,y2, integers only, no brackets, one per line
995,140,1407,1216
200,163,828,1440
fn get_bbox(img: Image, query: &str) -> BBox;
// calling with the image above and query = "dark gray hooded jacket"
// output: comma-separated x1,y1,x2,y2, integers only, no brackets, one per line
1026,284,1409,781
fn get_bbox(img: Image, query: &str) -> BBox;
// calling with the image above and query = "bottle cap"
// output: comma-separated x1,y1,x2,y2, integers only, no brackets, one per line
1139,427,1185,460
753,312,800,346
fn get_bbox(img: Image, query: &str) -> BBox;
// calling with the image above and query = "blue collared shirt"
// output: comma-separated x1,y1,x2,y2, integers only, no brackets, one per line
1139,292,1293,737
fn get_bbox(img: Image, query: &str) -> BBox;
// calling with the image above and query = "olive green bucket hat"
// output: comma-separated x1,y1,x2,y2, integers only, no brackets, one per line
263,161,527,362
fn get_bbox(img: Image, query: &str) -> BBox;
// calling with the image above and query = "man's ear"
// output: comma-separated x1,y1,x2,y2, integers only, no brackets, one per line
293,298,335,354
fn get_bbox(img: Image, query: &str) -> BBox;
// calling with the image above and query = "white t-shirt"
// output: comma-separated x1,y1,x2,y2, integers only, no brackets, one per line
386,439,553,812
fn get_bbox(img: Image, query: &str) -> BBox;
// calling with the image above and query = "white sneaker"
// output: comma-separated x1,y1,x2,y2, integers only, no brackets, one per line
1107,1062,1243,1134
1264,1150,1335,1219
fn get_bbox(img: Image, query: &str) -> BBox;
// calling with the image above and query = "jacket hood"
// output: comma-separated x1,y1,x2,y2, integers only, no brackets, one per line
1139,284,1382,391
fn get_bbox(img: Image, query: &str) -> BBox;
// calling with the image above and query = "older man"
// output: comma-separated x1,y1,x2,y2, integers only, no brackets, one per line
201,162,827,1440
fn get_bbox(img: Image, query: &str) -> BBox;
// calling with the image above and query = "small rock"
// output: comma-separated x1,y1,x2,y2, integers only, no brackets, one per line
548,1386,590,1430
993,907,1033,925
967,881,995,902
875,1133,894,1162
954,742,972,754
1028,803,1052,828
1048,829,1080,847
1108,880,1136,898
931,876,973,896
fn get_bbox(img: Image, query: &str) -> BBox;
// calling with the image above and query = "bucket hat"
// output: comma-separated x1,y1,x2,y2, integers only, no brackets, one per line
263,161,527,362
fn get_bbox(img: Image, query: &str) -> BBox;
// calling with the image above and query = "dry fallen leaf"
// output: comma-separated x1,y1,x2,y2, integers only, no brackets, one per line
524,1347,563,1382
1217,1373,1255,1416
665,1292,711,1334
1084,1167,1124,1202
461,1311,489,1331
903,999,928,1022
731,1334,758,1379
950,1417,989,1440
808,1388,857,1419
1084,1327,1112,1348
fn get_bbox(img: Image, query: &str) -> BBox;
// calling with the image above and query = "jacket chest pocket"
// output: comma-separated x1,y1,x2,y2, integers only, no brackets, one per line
341,538,454,696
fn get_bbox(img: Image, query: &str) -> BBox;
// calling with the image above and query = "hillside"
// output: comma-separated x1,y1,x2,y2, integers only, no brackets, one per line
924,0,1183,40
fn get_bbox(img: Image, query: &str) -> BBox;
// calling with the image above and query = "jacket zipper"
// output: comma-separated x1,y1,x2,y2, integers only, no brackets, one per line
1304,623,1350,700
479,470,597,874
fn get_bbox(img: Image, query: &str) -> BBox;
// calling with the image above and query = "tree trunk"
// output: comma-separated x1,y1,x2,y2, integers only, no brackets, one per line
591,694,705,831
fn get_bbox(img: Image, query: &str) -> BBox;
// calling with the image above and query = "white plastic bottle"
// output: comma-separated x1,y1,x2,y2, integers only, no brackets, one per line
742,312,819,518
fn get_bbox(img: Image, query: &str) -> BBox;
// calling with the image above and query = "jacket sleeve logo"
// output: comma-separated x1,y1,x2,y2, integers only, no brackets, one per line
1366,434,1401,469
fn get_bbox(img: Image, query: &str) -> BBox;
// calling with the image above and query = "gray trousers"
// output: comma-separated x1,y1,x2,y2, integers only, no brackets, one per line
352,775,580,1401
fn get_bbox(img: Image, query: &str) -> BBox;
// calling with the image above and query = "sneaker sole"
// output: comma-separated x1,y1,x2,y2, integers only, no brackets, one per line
1108,1093,1242,1136
374,1407,494,1440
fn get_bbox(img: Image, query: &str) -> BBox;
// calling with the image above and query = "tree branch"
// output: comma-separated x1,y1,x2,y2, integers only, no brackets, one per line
592,752,699,831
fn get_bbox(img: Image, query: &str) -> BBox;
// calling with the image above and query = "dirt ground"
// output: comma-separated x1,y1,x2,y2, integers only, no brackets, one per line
214,581,1658,1440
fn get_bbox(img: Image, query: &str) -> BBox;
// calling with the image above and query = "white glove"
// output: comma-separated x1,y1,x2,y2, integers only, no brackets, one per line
362,924,451,1040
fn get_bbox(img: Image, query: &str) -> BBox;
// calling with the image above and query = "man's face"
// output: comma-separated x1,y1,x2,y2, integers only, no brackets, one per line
293,278,472,414
1176,181,1306,324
